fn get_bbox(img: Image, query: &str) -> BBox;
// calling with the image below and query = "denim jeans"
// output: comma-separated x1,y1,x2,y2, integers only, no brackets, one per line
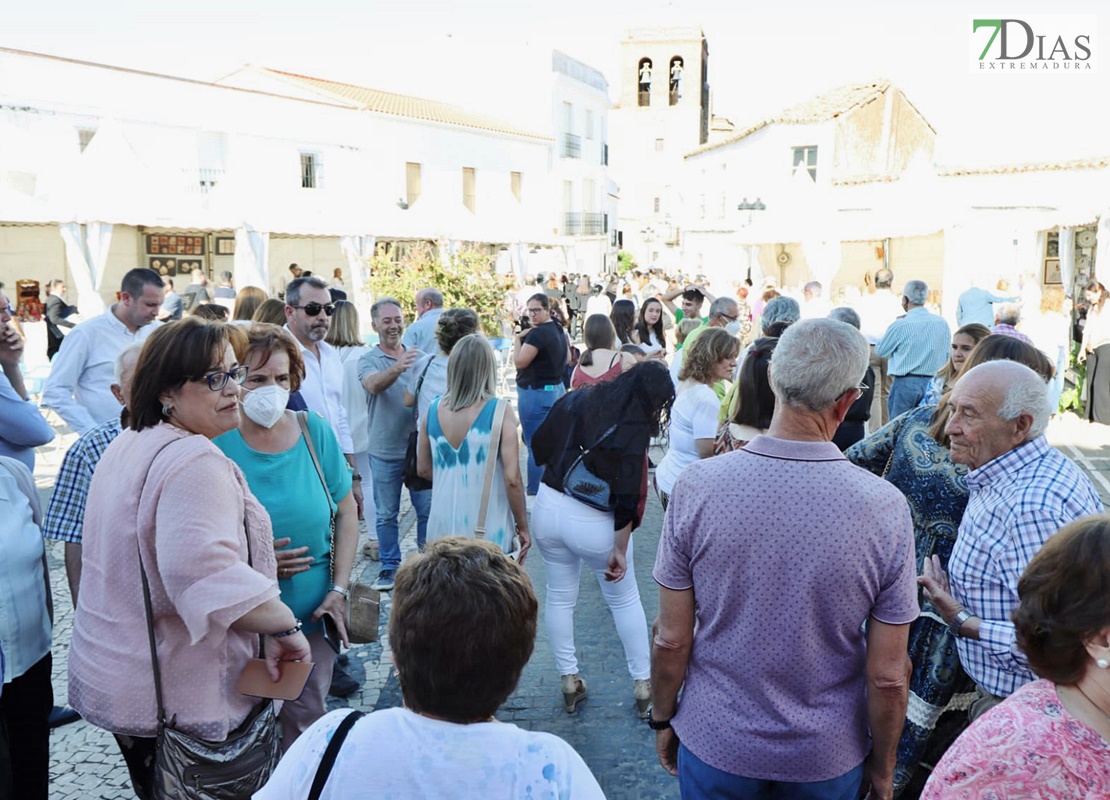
887,375,930,419
517,384,565,495
678,744,864,800
368,455,431,570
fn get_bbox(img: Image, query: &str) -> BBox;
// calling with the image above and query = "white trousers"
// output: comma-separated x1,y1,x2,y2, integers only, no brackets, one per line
530,484,651,680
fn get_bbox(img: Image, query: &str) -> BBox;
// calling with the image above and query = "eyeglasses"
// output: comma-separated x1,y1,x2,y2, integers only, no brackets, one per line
526,307,547,315
203,365,249,391
290,302,336,317
719,313,739,323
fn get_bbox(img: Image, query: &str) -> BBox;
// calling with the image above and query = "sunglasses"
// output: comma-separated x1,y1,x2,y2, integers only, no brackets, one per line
203,365,249,392
291,302,336,317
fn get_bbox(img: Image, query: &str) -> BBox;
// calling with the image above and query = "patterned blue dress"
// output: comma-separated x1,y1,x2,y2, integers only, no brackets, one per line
426,397,514,554
846,404,976,796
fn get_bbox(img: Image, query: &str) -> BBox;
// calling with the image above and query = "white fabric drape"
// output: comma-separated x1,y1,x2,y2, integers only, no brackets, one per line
1059,227,1075,296
233,227,269,292
59,221,113,317
1095,214,1110,284
339,234,375,337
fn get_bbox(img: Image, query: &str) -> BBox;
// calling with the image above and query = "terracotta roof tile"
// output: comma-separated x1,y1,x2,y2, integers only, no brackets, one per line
686,80,893,158
261,68,551,142
939,156,1110,177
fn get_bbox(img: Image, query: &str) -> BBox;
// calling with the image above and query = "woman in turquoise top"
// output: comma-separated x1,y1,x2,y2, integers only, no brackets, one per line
416,334,530,559
215,323,357,749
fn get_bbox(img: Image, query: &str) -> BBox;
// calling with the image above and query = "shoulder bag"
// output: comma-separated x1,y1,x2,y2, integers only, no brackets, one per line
403,356,436,491
474,399,509,542
562,423,619,512
298,411,380,645
307,710,365,800
136,444,279,799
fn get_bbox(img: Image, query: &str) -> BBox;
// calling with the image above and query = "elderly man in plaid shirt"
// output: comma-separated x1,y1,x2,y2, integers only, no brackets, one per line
919,360,1103,721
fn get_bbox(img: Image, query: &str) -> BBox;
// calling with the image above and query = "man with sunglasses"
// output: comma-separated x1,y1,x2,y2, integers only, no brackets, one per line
284,276,364,699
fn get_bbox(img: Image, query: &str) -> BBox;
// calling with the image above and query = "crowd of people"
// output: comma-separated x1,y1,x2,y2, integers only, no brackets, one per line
0,259,1108,800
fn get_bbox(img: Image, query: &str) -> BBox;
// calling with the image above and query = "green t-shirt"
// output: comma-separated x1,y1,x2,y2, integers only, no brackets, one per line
673,311,709,350
215,412,352,633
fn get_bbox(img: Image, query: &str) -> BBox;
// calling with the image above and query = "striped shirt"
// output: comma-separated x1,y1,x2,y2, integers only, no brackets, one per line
876,307,951,377
42,416,123,544
949,436,1103,697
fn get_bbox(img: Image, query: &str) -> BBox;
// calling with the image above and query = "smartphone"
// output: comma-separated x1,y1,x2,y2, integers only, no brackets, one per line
321,613,341,654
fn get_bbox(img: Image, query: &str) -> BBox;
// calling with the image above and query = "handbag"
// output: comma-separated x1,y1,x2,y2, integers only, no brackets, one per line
403,357,436,491
562,423,619,512
136,447,278,799
298,411,380,645
307,711,364,800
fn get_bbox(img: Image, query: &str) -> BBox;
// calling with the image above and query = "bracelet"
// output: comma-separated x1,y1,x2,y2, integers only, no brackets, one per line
328,585,350,599
272,620,303,638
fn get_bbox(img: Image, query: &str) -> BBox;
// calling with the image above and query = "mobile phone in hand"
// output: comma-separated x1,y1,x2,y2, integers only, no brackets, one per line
321,613,341,654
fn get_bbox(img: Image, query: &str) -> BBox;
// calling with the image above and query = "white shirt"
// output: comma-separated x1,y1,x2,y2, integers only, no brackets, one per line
585,294,612,319
856,289,904,345
655,382,720,495
41,308,160,434
288,329,354,453
255,707,604,800
0,457,51,683
334,344,372,454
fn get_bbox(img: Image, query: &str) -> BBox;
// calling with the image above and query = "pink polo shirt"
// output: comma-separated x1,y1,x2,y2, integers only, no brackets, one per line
69,423,280,741
654,435,918,782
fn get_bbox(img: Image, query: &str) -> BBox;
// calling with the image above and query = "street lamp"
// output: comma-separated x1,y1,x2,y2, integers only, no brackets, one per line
736,198,767,283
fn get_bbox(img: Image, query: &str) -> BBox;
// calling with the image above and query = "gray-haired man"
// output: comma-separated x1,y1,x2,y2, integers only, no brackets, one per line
875,279,950,418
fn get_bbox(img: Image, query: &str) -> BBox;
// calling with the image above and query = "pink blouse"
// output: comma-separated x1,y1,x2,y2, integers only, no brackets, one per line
69,423,279,741
922,680,1110,799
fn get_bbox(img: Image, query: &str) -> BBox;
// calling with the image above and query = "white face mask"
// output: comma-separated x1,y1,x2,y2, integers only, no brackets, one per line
725,321,742,336
241,384,289,428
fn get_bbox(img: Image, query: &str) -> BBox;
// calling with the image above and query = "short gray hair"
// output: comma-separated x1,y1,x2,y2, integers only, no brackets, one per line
761,296,800,334
903,280,928,306
969,360,1050,440
769,318,869,412
828,306,861,329
709,296,738,320
114,343,143,385
417,287,444,308
996,302,1021,326
286,275,329,307
371,296,403,322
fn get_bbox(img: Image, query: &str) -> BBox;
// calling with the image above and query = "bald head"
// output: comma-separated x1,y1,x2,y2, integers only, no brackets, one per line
112,343,143,410
946,360,1049,469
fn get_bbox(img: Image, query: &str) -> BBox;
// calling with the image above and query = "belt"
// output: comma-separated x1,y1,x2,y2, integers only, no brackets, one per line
893,374,932,379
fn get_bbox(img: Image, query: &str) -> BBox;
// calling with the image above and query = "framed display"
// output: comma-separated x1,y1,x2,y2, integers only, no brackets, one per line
146,233,206,256
215,236,235,255
1044,258,1062,285
178,258,203,276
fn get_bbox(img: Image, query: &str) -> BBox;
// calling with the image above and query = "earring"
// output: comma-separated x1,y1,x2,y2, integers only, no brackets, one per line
162,402,174,418
1098,658,1109,669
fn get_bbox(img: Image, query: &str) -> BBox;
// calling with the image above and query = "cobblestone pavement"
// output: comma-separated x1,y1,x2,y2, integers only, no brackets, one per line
39,412,1110,798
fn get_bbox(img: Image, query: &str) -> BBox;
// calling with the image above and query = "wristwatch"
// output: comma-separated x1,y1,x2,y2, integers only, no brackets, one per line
949,609,973,636
647,714,672,731
328,584,350,599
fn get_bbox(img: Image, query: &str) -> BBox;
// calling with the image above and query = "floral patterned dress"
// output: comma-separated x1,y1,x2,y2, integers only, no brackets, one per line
922,680,1110,798
846,405,975,795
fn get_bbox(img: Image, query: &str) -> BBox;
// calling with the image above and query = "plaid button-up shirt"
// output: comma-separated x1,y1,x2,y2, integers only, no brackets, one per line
949,436,1103,697
42,415,123,544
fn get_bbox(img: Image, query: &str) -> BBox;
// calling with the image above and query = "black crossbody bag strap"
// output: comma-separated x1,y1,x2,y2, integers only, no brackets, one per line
308,710,364,800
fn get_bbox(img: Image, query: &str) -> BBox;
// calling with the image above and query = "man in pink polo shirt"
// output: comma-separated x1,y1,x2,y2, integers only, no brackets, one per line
651,317,919,800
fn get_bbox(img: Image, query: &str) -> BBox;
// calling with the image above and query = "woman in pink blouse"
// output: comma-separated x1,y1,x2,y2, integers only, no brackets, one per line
68,319,311,800
922,515,1110,798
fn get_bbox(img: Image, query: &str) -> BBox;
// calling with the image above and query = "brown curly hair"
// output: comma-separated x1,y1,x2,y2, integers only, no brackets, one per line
1014,515,1110,684
678,327,740,384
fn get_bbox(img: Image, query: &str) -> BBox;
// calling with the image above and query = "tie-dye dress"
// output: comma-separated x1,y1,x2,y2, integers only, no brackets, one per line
426,397,514,553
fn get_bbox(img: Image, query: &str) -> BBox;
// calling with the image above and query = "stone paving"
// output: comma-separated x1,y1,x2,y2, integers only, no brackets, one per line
38,411,1110,799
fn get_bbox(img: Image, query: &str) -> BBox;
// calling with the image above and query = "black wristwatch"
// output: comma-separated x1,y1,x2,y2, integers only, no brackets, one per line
647,715,672,731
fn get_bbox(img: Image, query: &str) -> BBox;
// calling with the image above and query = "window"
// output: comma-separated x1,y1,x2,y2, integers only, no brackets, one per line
300,152,321,188
77,128,97,153
585,109,594,140
406,162,422,206
462,167,476,212
669,57,684,106
655,138,664,152
792,146,818,181
638,58,653,107
563,101,574,134
653,197,661,214
511,171,522,202
583,179,595,213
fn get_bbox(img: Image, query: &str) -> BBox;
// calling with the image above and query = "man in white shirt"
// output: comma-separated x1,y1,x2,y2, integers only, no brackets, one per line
401,288,444,356
42,268,163,435
855,268,904,427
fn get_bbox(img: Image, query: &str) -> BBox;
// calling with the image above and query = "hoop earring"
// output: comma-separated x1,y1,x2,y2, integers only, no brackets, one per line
162,402,174,418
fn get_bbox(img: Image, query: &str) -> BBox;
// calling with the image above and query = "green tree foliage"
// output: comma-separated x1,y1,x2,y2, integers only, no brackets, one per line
364,243,512,336
617,250,637,275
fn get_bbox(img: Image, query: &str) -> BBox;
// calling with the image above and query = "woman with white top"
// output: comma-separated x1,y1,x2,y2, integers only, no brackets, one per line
654,327,739,509
632,297,667,359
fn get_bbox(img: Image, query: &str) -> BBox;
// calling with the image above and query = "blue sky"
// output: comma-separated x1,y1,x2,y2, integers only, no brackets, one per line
5,1,1105,164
